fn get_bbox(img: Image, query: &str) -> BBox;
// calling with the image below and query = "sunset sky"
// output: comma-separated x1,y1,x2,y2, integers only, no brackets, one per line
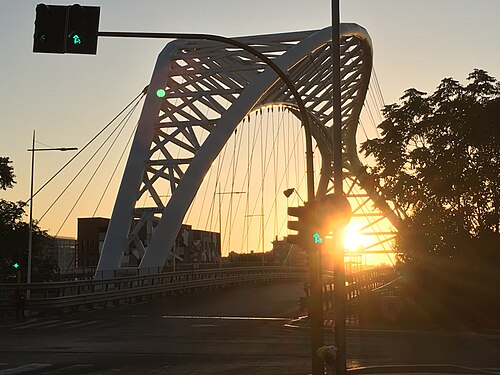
1,0,499,258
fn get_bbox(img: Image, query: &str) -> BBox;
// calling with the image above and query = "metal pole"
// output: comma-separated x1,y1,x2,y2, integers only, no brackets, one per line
332,1,347,374
27,130,35,298
26,141,78,293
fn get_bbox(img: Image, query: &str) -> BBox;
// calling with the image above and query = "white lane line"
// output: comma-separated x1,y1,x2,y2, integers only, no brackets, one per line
11,320,61,330
40,320,81,329
69,320,100,328
149,365,172,374
2,318,37,328
191,324,217,327
45,364,94,373
162,315,290,321
0,364,51,374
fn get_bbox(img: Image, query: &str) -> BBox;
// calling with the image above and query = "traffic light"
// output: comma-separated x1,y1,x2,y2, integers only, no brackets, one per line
33,4,67,53
287,202,317,247
314,193,352,237
12,262,20,270
33,3,100,55
66,4,100,54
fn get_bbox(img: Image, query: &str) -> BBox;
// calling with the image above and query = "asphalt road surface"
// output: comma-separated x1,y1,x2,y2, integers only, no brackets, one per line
1,281,499,374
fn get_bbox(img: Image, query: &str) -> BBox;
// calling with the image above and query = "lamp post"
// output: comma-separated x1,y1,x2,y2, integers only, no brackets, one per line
27,130,77,296
283,187,305,204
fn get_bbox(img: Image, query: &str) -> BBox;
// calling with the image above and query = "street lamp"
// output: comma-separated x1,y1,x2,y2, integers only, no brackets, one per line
26,130,77,296
283,187,305,203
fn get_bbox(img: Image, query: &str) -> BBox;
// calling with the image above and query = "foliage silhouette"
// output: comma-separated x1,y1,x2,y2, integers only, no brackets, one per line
361,69,500,326
0,157,58,282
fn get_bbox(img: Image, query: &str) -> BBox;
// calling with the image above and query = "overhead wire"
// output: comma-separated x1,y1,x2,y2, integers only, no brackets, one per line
30,89,146,201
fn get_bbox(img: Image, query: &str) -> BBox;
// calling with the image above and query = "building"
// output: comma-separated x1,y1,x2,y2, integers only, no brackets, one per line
270,237,307,266
77,217,221,268
77,217,109,268
42,236,77,272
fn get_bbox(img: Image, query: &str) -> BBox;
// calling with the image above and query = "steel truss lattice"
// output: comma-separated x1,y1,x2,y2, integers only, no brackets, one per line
96,24,406,276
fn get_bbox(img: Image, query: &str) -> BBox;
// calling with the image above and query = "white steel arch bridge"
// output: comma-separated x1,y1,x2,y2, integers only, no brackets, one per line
96,24,407,277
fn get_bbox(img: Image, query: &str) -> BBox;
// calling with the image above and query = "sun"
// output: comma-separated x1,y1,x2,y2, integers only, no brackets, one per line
343,225,365,252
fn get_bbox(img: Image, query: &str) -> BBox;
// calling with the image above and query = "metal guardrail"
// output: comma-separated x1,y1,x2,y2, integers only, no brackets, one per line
0,266,308,317
300,267,395,312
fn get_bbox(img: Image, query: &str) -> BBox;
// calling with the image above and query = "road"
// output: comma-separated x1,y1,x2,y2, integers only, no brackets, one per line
1,281,499,374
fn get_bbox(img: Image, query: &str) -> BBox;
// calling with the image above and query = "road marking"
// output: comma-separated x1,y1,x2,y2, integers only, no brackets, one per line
69,320,101,328
11,320,60,330
40,320,81,329
44,364,93,373
162,315,290,321
149,365,171,373
1,318,37,329
479,369,500,374
191,324,217,327
0,364,51,374
40,320,82,328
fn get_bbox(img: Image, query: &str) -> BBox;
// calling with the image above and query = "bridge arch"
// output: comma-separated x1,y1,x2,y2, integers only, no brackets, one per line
96,24,402,277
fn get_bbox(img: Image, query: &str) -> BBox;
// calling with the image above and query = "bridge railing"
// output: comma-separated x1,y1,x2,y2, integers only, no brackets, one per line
300,267,395,312
0,266,307,318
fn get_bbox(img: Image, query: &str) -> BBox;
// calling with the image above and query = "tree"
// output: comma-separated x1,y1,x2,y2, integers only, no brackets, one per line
0,157,16,190
361,69,500,326
0,157,58,282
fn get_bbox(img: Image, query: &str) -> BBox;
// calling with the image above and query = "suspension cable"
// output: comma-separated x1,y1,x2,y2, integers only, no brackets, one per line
93,122,138,217
40,95,143,222
30,89,146,201
54,98,141,235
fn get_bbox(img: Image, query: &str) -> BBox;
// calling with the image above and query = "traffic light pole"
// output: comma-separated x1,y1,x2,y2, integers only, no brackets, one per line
332,1,348,375
308,237,325,375
97,30,323,374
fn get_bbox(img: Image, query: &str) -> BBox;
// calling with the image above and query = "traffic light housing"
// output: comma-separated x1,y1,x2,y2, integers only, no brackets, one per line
287,202,318,247
66,4,100,54
33,3,100,55
287,194,352,248
33,4,67,53
314,193,352,237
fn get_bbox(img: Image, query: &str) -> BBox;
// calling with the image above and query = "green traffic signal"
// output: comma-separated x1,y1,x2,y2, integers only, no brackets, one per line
313,233,323,244
33,4,100,55
156,88,166,98
13,262,20,269
70,33,82,45
33,4,67,53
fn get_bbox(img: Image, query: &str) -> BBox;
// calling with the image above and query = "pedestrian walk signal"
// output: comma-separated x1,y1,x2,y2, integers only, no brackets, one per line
33,3,100,55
